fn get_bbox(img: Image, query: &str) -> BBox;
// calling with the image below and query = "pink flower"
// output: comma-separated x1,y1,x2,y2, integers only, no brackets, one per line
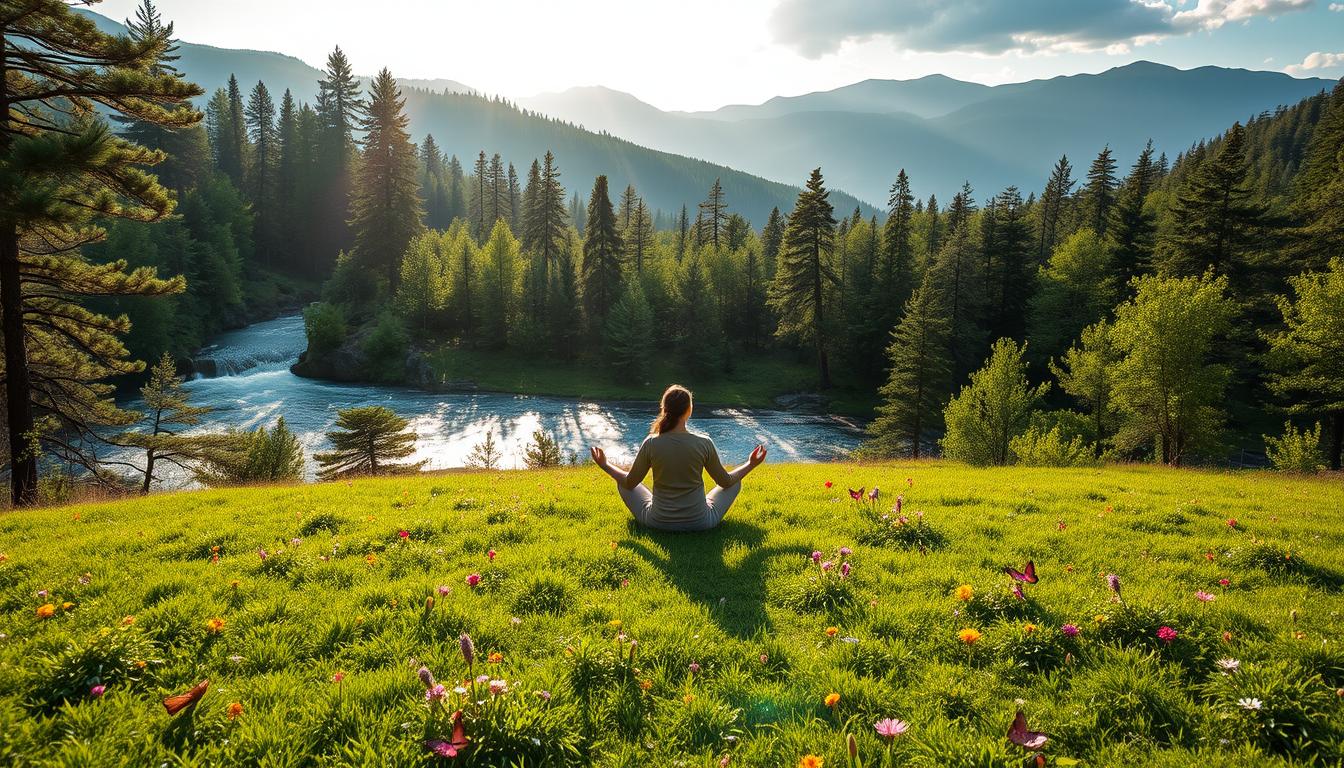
1061,623,1080,637
466,573,481,587
437,585,451,596
425,684,447,702
688,662,701,674
1157,626,1178,644
838,546,852,557
332,672,345,684
487,549,497,561
459,633,475,666
1106,573,1121,596
868,488,880,503
89,684,106,698
1218,578,1230,587
398,530,409,539
840,562,851,578
759,654,769,664
488,679,508,696
874,718,909,741
821,561,834,572
897,515,909,525
1195,590,1215,603
418,666,436,687
1227,518,1238,528
257,549,268,561
811,551,823,564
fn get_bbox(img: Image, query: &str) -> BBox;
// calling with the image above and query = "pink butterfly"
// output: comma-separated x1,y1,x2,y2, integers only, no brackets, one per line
1007,709,1048,750
848,488,865,502
425,710,470,758
1003,561,1038,584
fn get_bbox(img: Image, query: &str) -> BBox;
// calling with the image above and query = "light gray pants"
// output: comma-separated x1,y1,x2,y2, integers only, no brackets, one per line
617,481,742,531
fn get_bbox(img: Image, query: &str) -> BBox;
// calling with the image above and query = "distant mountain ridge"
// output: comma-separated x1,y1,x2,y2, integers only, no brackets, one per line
521,62,1337,201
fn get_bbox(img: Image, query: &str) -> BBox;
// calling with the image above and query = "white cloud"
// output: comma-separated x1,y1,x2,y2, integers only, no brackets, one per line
1284,51,1344,73
1330,2,1344,10
1173,0,1314,30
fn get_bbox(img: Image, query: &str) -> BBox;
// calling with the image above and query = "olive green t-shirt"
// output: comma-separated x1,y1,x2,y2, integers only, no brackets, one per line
625,431,734,526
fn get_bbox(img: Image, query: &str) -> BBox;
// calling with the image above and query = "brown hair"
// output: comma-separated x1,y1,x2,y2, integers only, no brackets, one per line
652,384,692,435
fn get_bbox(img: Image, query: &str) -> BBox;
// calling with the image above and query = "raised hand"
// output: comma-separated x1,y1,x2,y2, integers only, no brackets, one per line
589,446,609,468
748,444,767,467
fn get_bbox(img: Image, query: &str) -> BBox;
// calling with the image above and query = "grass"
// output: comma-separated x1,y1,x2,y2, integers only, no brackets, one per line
425,347,877,415
1,462,1342,766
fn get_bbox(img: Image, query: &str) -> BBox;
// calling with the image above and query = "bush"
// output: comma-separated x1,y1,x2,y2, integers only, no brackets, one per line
1263,421,1325,473
524,430,563,469
1201,660,1336,758
303,302,346,356
941,339,1047,466
361,312,410,382
1010,425,1099,466
198,417,305,485
856,507,948,551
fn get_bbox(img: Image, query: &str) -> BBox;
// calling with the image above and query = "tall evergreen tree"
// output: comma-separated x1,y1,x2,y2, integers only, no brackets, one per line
924,193,941,261
582,176,624,332
605,277,654,377
1036,154,1074,261
881,170,917,325
446,154,466,222
1106,140,1159,285
760,206,784,277
926,185,983,379
314,46,364,263
984,186,1033,341
697,178,727,249
1079,146,1117,237
675,204,690,260
275,89,302,271
469,151,490,241
349,69,423,287
244,80,277,265
1,0,202,504
862,277,951,458
769,168,838,388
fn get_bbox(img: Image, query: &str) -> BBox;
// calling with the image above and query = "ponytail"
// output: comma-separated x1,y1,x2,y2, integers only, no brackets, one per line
652,384,692,435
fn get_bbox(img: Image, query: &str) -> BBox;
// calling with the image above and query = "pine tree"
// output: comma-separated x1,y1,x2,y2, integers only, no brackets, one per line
245,80,277,265
447,154,466,222
1079,146,1117,237
605,277,654,377
116,353,234,493
314,406,426,479
478,220,520,348
470,151,489,241
1,1,202,505
760,206,784,277
350,69,424,288
582,176,624,332
507,162,520,231
275,89,302,271
675,204,690,260
881,170,916,328
419,134,449,229
678,252,722,375
489,153,507,227
523,430,563,468
465,430,502,469
314,46,364,263
769,168,838,388
926,185,983,380
1036,155,1074,261
627,198,654,272
924,193,941,261
698,178,727,250
1106,141,1158,284
862,277,951,458
198,417,304,485
1291,81,1344,269
984,186,1033,341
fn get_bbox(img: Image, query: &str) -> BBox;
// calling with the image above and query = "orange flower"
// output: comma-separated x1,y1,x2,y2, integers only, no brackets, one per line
205,617,226,634
799,755,824,768
683,693,695,704
36,603,55,619
824,692,840,708
121,615,136,626
640,679,653,691
226,701,243,720
1023,623,1037,634
958,628,982,644
61,601,75,611
955,584,974,601
229,579,240,589
824,626,839,637
365,554,377,565
488,652,503,664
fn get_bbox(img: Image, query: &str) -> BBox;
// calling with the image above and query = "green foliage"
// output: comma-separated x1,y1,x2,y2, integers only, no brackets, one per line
303,302,347,356
1010,425,1098,467
862,277,951,459
942,339,1048,466
523,430,564,469
1263,422,1325,473
198,417,305,485
768,168,839,387
313,406,426,480
604,278,654,379
361,312,410,382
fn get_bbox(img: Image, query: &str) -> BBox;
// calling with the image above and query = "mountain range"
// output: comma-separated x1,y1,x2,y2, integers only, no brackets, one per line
80,8,1338,222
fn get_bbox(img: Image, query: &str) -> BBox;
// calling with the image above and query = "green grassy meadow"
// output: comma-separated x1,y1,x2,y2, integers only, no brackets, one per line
1,462,1342,767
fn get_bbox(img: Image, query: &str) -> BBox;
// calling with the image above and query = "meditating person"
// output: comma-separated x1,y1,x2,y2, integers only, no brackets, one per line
590,384,767,531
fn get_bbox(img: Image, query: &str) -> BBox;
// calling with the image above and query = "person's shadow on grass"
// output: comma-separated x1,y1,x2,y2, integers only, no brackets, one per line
622,519,809,639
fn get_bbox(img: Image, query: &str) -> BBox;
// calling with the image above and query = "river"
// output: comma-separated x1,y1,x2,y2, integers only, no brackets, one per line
122,315,863,486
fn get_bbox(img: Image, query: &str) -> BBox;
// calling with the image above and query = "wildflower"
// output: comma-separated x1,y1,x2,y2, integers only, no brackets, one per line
640,679,653,690
893,495,903,515
609,619,622,629
36,603,55,619
874,718,909,741
332,671,346,684
1064,564,1075,573
437,585,451,596
1219,578,1230,587
760,654,769,664
1106,573,1121,597
510,616,522,625
258,549,268,561
79,573,92,584
1216,658,1240,674
1023,623,1037,634
289,538,301,547
90,684,106,698
398,530,409,540
958,628,982,644
868,488,879,503
683,693,695,704
824,692,840,708
811,550,823,563
1057,521,1067,531
535,689,551,701
1294,630,1307,640
1196,590,1216,603
821,560,834,572
418,666,436,687
1157,626,1178,644
799,755,824,768
1227,518,1237,528
364,554,377,565
488,679,508,696
37,589,48,598
825,626,839,637
488,652,503,664
840,562,851,578
838,546,852,557
229,579,240,589
1061,624,1080,638
955,584,974,601
475,674,489,684
211,546,220,554
1222,631,1233,643
466,573,481,587
226,701,243,720
823,481,833,489
205,617,226,634
1204,552,1216,561
487,549,497,561
1237,697,1262,711
425,684,447,703
1093,614,1107,624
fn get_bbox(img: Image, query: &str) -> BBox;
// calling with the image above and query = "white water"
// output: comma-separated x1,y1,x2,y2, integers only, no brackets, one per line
122,314,863,486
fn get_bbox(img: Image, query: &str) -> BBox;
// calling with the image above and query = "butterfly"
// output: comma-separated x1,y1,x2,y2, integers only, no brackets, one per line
1007,709,1048,750
425,710,470,757
163,679,209,715
848,488,865,502
1003,560,1038,584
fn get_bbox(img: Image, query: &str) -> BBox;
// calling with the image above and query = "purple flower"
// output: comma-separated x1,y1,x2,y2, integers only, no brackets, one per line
418,666,436,688
821,560,835,572
257,548,268,561
688,662,701,674
536,689,552,701
811,551,823,564
425,683,447,702
1061,624,1080,638
1106,573,1121,597
838,546,852,557
459,633,475,666
89,684,106,698
868,488,880,503
894,495,903,515
840,562,852,578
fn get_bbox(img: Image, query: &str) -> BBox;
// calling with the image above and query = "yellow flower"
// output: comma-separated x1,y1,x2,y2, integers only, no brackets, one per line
205,617,226,634
488,652,504,664
229,579,240,589
640,679,653,691
824,692,840,708
609,619,623,629
226,701,243,720
1023,623,1037,634
365,554,377,565
683,693,695,704
799,755,824,768
36,603,56,619
955,584,974,601
824,626,839,637
135,660,147,669
1093,614,1108,624
61,601,75,610
958,628,982,644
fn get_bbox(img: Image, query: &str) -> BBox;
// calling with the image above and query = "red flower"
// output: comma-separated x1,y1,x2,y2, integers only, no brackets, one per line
398,530,410,539
824,481,833,489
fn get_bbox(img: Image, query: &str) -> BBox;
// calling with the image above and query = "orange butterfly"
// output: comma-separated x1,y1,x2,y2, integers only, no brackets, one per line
163,679,209,715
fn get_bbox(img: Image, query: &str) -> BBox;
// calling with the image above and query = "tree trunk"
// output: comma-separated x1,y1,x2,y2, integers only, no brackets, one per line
141,449,156,494
1330,411,1343,472
1,223,37,507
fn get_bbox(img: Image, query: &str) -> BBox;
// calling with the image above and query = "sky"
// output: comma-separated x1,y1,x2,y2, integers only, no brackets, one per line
94,0,1344,112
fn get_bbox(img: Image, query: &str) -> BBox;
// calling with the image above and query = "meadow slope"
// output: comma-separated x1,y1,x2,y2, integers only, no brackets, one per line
1,463,1342,767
